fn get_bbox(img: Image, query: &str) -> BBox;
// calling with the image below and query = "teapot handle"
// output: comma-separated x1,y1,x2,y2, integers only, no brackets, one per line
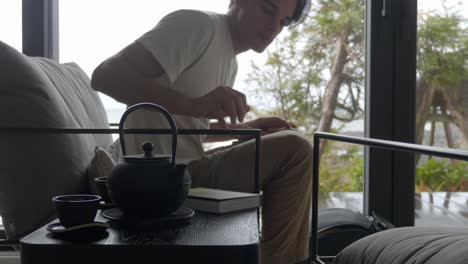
118,103,178,166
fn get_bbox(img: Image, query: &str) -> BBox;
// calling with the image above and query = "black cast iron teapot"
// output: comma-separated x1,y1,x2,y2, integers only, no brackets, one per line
108,103,191,217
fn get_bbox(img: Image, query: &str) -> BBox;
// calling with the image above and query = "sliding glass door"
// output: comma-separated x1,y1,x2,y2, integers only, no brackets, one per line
415,0,468,227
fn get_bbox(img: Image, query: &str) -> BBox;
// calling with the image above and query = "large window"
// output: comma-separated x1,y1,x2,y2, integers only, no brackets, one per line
0,0,22,51
415,0,468,227
13,0,421,228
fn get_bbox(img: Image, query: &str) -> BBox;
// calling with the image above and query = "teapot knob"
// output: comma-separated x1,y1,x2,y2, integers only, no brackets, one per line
142,142,154,157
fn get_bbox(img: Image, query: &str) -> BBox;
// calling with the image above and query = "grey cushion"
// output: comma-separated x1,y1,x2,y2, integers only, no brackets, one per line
334,226,468,264
0,41,112,238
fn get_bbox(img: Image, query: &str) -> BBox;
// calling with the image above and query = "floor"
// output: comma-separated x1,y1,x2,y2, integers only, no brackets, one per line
321,192,468,227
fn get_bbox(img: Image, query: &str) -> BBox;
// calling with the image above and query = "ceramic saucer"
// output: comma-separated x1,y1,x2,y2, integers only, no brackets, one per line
47,222,110,240
102,207,195,229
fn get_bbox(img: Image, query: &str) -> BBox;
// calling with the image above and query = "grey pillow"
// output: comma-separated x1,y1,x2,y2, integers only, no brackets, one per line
0,41,112,238
334,226,468,264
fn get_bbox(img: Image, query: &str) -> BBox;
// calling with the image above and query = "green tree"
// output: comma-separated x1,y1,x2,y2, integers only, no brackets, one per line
416,8,468,146
247,0,365,138
247,1,467,195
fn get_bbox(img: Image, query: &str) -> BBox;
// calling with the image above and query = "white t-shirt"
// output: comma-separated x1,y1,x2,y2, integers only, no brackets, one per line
124,10,238,162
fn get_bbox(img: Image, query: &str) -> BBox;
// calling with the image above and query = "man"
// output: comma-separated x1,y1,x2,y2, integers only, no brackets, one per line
92,0,313,263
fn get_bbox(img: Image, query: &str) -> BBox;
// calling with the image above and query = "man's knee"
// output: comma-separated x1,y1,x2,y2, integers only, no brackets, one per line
273,130,313,160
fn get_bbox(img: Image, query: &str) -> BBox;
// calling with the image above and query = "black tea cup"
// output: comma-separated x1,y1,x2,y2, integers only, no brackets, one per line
52,194,101,228
94,177,111,203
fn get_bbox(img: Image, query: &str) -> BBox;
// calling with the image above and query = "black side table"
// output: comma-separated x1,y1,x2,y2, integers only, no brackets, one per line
20,209,259,264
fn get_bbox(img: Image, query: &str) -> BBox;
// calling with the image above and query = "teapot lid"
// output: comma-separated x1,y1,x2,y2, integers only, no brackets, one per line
123,142,171,163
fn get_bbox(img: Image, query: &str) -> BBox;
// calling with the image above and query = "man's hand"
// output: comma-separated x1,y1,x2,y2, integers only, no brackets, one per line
234,117,297,136
191,86,250,125
206,117,296,143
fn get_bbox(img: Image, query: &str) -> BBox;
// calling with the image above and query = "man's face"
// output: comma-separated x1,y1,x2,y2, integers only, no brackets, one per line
234,0,297,53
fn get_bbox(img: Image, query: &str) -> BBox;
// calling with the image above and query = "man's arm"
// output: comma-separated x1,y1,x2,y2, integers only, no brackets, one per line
91,42,195,115
92,42,250,123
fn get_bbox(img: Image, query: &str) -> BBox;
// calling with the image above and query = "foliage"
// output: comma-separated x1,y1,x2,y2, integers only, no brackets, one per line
415,5,468,146
416,158,466,192
418,12,468,90
246,0,365,131
318,143,364,199
245,0,467,195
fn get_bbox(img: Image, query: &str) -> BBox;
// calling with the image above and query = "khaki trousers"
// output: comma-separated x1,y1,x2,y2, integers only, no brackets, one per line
188,130,313,264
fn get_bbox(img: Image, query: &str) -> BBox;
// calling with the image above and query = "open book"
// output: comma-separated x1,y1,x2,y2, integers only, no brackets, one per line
183,188,261,214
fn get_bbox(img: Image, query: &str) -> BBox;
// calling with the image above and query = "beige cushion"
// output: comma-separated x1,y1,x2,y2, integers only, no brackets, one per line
87,146,116,195
107,139,123,163
0,41,112,238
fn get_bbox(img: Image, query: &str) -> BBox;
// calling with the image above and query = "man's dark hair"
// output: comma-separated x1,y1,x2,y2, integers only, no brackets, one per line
289,0,311,28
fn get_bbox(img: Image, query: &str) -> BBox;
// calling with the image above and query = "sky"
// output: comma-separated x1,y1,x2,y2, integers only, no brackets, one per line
0,0,466,122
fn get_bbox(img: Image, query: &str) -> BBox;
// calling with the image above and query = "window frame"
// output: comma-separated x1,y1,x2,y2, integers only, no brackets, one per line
22,0,58,59
365,0,417,226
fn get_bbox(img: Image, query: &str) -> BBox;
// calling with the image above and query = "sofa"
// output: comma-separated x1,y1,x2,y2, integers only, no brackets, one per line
0,40,112,239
